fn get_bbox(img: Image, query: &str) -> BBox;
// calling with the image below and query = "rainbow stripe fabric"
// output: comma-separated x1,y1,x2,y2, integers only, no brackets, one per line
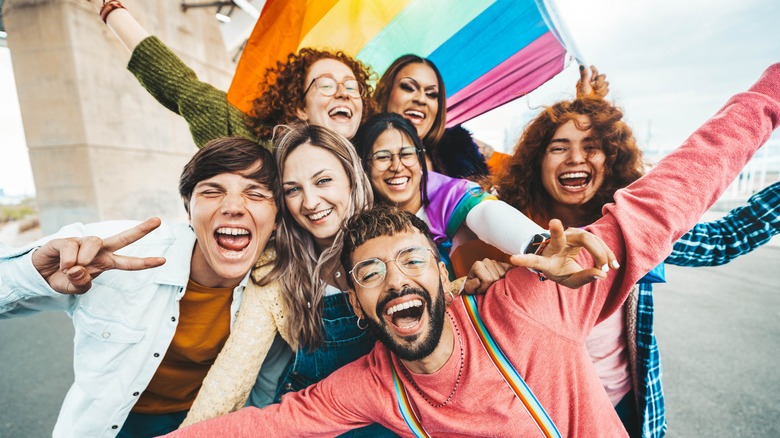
227,0,576,126
462,294,561,437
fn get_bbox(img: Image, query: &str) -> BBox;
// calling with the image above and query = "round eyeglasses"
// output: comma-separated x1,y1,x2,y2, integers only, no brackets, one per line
304,76,364,98
369,147,423,172
350,246,436,289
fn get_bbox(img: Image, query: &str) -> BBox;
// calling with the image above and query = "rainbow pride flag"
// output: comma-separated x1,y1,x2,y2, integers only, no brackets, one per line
227,0,580,126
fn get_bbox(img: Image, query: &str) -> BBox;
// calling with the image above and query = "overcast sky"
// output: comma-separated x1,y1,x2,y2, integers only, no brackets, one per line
464,0,780,159
0,47,32,197
1,0,779,196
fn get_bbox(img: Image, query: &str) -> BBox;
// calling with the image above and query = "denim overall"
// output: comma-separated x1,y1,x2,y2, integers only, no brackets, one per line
274,292,397,437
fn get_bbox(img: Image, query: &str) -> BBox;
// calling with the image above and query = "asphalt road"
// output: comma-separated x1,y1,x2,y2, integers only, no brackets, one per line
654,245,780,437
1,246,778,437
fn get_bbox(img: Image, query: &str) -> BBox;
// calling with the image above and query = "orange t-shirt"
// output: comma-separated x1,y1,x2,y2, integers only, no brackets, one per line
133,280,233,414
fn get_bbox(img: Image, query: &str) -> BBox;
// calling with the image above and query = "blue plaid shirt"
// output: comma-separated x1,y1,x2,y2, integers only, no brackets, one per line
635,181,780,438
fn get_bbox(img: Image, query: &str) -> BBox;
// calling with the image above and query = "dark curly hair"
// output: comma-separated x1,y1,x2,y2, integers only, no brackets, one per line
493,98,645,227
246,48,378,140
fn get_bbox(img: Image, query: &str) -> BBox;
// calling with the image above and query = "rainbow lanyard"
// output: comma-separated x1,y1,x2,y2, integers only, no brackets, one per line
388,295,561,438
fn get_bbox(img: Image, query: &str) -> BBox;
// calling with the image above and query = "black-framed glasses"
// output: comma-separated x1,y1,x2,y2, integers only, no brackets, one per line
369,147,422,171
304,76,364,98
350,246,436,289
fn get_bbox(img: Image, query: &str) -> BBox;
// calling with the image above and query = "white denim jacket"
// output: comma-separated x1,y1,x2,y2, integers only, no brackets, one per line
0,220,248,437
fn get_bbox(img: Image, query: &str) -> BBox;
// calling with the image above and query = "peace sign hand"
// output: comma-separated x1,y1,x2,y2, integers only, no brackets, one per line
31,218,167,295
509,219,619,289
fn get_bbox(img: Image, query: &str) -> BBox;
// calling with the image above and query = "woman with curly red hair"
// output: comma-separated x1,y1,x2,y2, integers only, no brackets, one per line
493,91,780,438
494,98,644,228
98,1,375,148
246,48,376,141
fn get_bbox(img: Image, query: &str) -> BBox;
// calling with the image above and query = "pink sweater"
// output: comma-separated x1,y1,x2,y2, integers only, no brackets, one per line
168,64,780,438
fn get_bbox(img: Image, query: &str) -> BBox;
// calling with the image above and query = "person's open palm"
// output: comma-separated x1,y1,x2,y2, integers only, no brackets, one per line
32,217,167,294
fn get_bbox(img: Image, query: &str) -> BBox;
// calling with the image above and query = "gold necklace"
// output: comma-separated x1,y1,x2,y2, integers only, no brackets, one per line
399,311,464,408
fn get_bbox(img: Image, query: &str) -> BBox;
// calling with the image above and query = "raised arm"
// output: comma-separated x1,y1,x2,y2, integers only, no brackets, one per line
666,180,780,267
490,65,779,338
576,65,609,99
97,1,150,52
588,63,780,320
92,1,255,148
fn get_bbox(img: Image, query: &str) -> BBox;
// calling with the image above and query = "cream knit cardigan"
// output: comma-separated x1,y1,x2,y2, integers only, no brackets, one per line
180,247,293,427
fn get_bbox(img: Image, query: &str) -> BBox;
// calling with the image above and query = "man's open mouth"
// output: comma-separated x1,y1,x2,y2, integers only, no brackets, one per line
384,298,425,329
215,227,252,253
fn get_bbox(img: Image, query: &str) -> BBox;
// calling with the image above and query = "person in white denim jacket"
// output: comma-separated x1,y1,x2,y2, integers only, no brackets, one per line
0,137,279,437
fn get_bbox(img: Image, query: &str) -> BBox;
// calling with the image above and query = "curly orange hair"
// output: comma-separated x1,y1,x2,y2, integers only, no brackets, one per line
493,98,645,226
246,48,378,140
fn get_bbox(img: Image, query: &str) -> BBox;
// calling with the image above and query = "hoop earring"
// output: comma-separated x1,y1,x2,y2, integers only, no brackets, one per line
445,291,455,304
356,317,368,330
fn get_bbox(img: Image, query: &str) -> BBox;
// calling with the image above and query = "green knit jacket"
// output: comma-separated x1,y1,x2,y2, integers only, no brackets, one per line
127,36,270,150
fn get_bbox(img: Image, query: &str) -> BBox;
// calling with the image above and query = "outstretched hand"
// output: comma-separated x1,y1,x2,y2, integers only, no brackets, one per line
576,65,609,99
31,218,167,295
510,219,619,289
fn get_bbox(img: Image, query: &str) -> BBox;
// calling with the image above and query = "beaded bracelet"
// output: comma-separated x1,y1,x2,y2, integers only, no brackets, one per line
100,0,126,23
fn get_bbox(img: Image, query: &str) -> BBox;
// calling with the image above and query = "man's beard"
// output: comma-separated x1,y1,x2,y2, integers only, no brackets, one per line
364,283,446,361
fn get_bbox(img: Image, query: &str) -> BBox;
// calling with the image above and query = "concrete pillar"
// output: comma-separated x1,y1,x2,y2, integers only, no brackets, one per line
3,0,235,233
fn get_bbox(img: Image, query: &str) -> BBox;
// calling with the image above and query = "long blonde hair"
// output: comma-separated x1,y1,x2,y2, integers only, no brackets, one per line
270,124,373,349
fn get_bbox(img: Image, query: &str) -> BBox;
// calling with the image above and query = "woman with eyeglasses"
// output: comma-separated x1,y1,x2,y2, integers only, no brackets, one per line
96,1,375,147
353,113,547,278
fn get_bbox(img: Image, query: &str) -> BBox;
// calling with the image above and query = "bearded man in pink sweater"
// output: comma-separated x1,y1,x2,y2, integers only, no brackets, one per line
168,63,780,438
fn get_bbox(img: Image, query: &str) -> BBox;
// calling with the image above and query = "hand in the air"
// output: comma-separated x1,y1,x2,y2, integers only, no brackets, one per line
576,65,609,99
31,217,167,294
